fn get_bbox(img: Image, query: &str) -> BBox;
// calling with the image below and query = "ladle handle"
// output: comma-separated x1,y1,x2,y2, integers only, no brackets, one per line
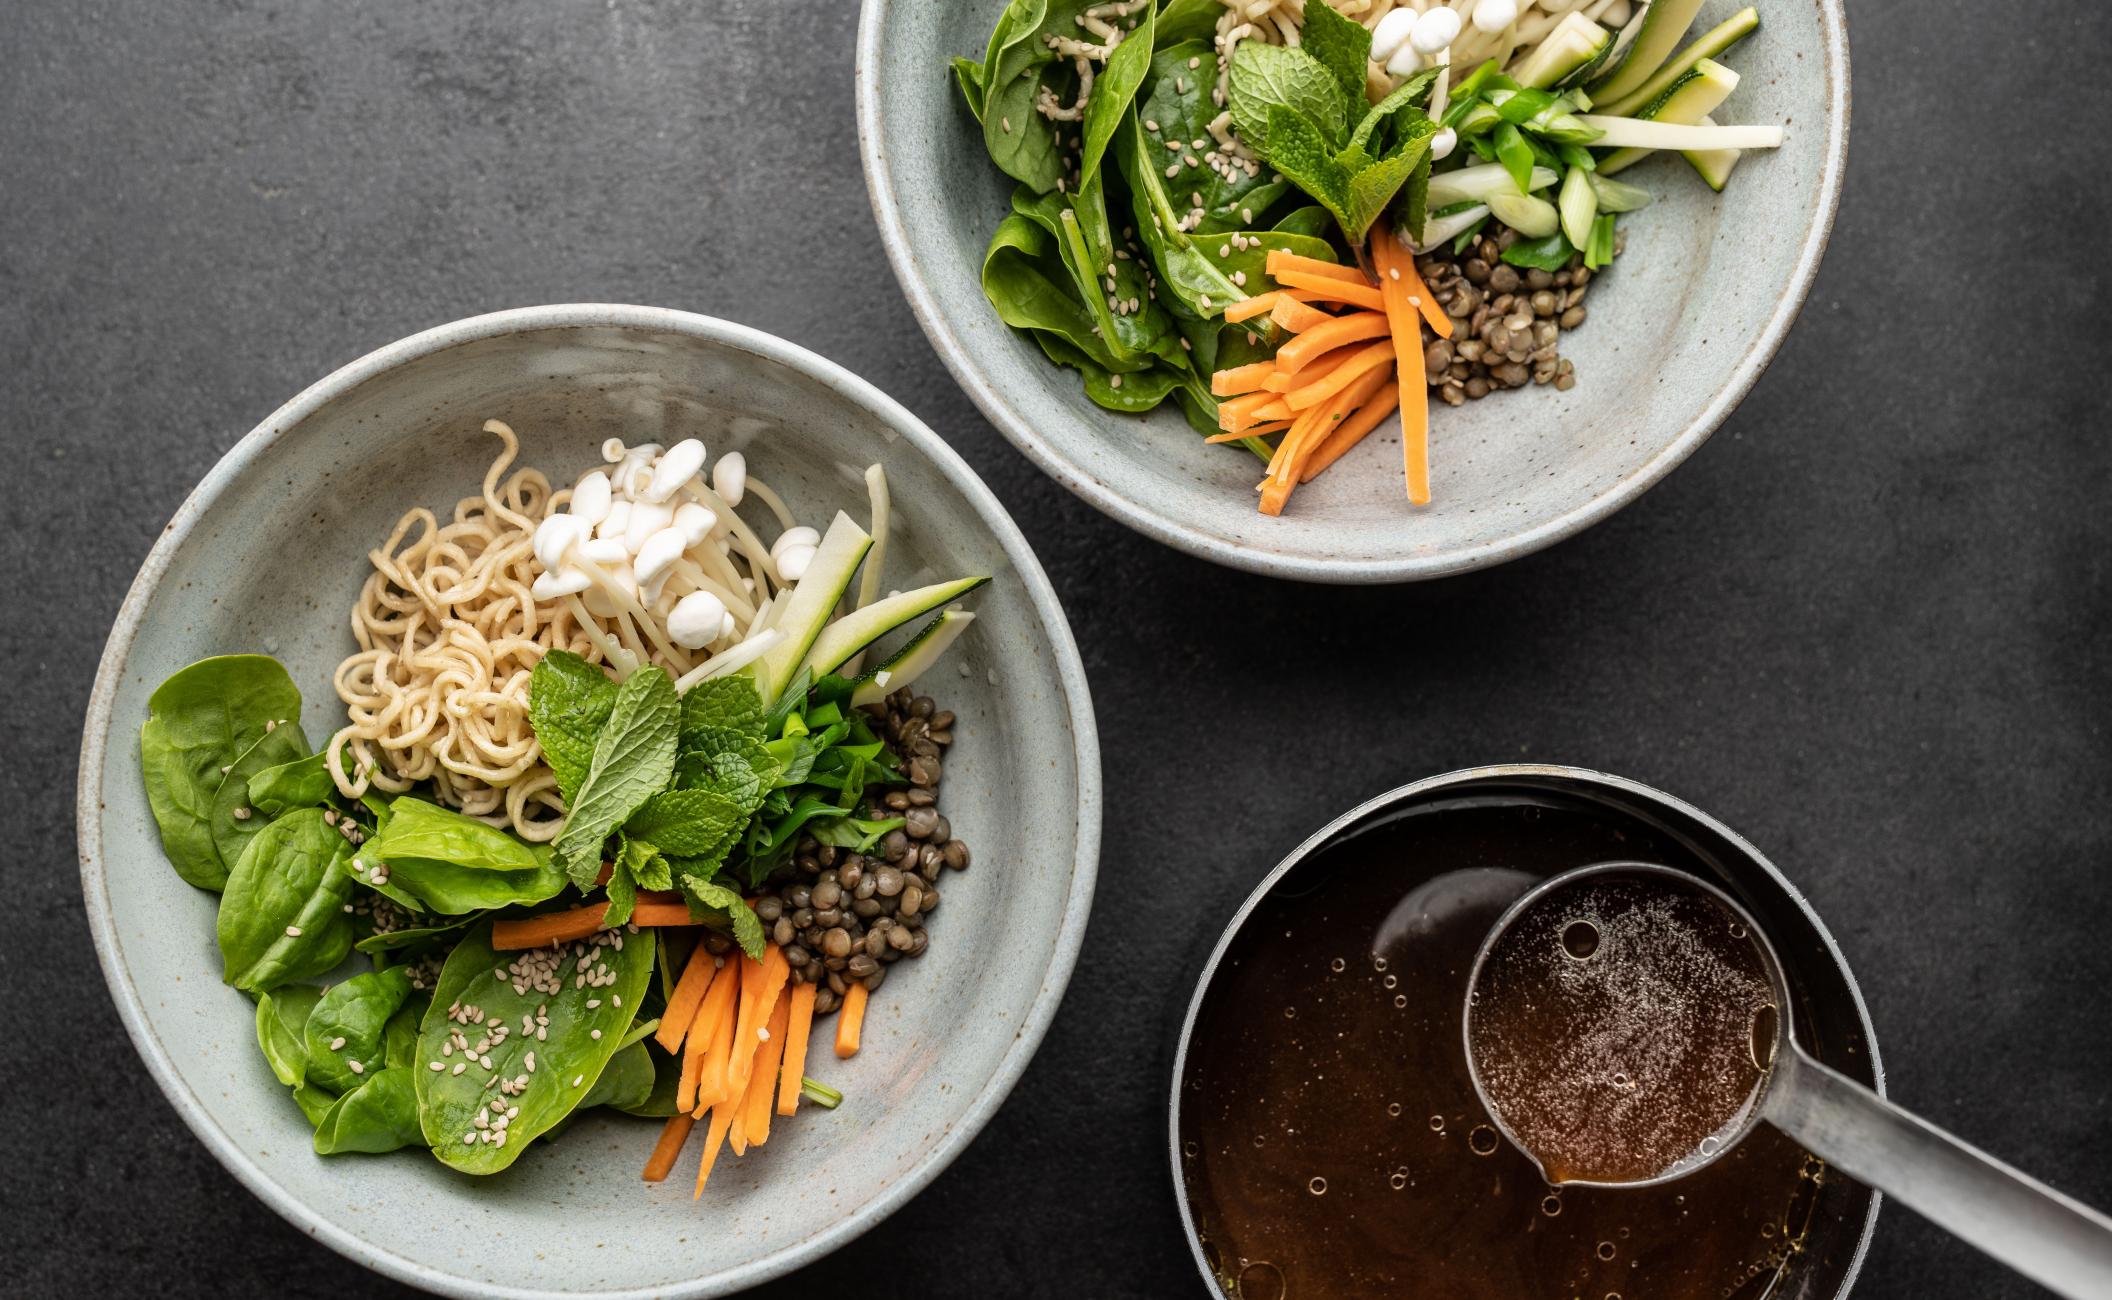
1766,1047,2112,1300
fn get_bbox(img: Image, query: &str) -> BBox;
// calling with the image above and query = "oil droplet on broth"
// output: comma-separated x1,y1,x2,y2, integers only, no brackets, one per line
1468,1124,1500,1156
1393,994,1408,1008
1236,1260,1286,1300
1541,1194,1563,1217
1428,1114,1446,1133
1390,1170,1409,1190
1184,1140,1199,1158
1598,1240,1618,1260
1373,956,1389,972
1330,957,1347,973
1308,1176,1328,1195
1386,1102,1403,1117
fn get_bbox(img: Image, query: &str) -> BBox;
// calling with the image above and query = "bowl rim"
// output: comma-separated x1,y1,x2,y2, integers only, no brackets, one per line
854,1,1852,584
1163,763,1885,1295
74,304,1104,1299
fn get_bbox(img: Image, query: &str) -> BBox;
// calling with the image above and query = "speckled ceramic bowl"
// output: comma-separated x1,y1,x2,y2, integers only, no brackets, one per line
77,306,1101,1299
857,1,1850,582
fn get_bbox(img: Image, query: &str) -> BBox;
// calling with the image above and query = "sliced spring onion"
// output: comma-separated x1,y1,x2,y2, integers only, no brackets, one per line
1486,191,1562,240
1559,166,1599,249
1587,172,1654,212
1426,162,1559,209
1416,203,1491,252
1585,213,1618,269
1499,232,1576,272
1576,115,1782,152
801,1077,843,1109
1493,122,1536,195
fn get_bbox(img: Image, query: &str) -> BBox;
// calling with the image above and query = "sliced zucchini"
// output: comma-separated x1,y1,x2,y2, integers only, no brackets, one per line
849,611,976,708
1558,166,1598,250
1594,59,1741,177
1587,0,1707,105
1598,6,1759,117
1486,191,1561,240
1427,162,1559,210
801,575,991,680
1510,13,1614,90
1684,114,1742,191
746,512,871,701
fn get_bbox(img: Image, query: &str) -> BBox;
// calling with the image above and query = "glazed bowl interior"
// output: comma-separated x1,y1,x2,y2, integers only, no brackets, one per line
858,0,1849,582
79,307,1098,1299
1169,766,1881,1298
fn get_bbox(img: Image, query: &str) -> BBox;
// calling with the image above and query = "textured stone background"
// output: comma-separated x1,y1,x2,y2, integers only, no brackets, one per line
5,1,2109,1296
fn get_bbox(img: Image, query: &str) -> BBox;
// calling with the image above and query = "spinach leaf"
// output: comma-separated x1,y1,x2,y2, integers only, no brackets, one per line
1501,231,1578,271
1144,41,1291,236
1078,1,1153,186
292,1083,338,1127
952,57,987,121
415,921,656,1174
983,67,1064,194
384,991,429,1068
140,655,303,890
613,1044,684,1118
1032,335,1188,412
578,1040,655,1112
255,984,323,1088
1298,0,1374,117
313,1067,422,1155
982,214,1130,373
246,751,335,818
305,966,414,1094
368,797,568,914
217,808,358,992
354,912,479,956
979,0,1048,100
1155,0,1224,46
526,650,619,805
555,667,679,889
1229,42,1346,153
212,723,311,875
1272,204,1338,239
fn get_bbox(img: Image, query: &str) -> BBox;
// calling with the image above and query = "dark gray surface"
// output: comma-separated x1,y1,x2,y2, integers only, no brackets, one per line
4,0,2108,1296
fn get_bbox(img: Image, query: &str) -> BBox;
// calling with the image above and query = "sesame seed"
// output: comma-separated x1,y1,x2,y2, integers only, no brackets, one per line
1187,55,1200,69
1192,138,1206,149
1390,267,1402,280
1001,116,1012,133
1241,207,1253,223
329,1036,346,1050
1165,163,1180,178
1144,119,1159,132
284,925,301,937
612,995,621,1008
1219,244,1230,258
758,1027,772,1042
590,1029,602,1040
1184,154,1198,167
429,1061,445,1071
452,1062,467,1075
480,1054,494,1069
348,1059,364,1075
462,1132,476,1144
1109,374,1123,390
231,806,251,821
322,809,338,826
572,1075,584,1088
342,904,354,913
1165,139,1180,152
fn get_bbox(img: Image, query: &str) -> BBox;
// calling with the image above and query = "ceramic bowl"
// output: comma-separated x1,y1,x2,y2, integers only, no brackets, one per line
77,306,1101,1298
857,1,1850,582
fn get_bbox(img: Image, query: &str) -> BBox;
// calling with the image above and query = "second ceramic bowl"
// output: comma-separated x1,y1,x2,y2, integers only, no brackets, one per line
857,0,1850,583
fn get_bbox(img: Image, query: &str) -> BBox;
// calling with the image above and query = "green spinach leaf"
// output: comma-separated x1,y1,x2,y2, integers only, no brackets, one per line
313,1067,422,1155
246,751,335,818
305,966,414,1094
415,921,656,1174
367,797,568,914
255,984,323,1088
1141,41,1291,237
578,1040,656,1112
555,667,680,889
140,655,303,890
1078,2,1153,185
217,808,358,992
212,723,311,874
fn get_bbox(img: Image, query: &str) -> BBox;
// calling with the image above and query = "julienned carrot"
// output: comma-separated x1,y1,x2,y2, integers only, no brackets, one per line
1268,296,1336,334
694,981,739,1116
1301,381,1402,482
1382,240,1453,339
741,995,793,1147
1372,234,1432,504
692,1101,737,1199
727,945,790,1101
644,1112,696,1182
1264,345,1353,392
835,982,869,1059
1274,311,1389,376
1210,360,1277,397
1204,420,1293,444
1222,291,1282,324
1261,376,1374,514
491,899,699,950
1264,249,1365,284
1273,268,1386,311
677,956,738,1112
1285,339,1397,411
654,947,722,1054
1215,389,1279,431
776,982,819,1117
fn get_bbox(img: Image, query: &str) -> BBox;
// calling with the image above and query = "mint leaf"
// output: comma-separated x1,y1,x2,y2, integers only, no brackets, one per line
1263,104,1353,219
1300,0,1374,118
554,667,678,889
623,788,745,856
1140,42,1290,237
527,651,619,804
682,875,765,960
1349,67,1441,156
629,842,674,892
1229,42,1346,152
603,856,638,928
679,675,764,739
674,725,779,811
1263,101,1437,245
1344,121,1438,244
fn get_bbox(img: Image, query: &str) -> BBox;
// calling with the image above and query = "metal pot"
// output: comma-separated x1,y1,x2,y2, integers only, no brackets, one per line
1169,765,1884,1299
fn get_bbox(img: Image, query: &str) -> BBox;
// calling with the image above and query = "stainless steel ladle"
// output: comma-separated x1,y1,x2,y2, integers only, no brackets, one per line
1464,862,2112,1300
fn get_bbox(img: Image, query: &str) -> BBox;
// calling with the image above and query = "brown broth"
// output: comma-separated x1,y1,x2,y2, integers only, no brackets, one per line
1178,796,1838,1300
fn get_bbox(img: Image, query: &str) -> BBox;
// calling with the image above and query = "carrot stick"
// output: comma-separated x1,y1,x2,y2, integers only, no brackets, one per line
835,983,869,1059
491,900,699,950
1265,249,1366,284
1381,236,1453,339
692,1101,737,1199
727,946,789,1102
654,948,722,1054
1285,339,1397,410
1372,234,1432,504
1268,296,1336,333
776,981,819,1117
1209,361,1277,397
1301,381,1402,482
742,995,793,1147
1222,290,1283,324
1215,390,1280,431
1220,394,1294,433
1261,376,1376,514
1265,345,1352,392
677,957,738,1113
693,983,739,1117
1275,311,1390,376
1204,420,1294,444
1273,268,1386,311
643,1113,696,1182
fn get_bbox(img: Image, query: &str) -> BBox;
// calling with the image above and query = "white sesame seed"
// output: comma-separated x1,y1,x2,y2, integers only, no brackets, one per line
342,904,354,913
758,1027,772,1042
429,1061,445,1071
284,925,301,937
348,1060,364,1075
590,1029,602,1040
1144,119,1158,131
1001,116,1012,133
525,1051,536,1071
612,995,621,1008
1241,207,1253,223
462,1132,476,1144
329,1036,346,1050
1390,267,1402,280
452,1062,467,1075
1187,55,1200,69
506,1106,519,1119
1110,374,1123,390
572,1075,584,1087
480,1054,494,1069
1219,244,1230,258
1164,163,1179,178
231,806,251,821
